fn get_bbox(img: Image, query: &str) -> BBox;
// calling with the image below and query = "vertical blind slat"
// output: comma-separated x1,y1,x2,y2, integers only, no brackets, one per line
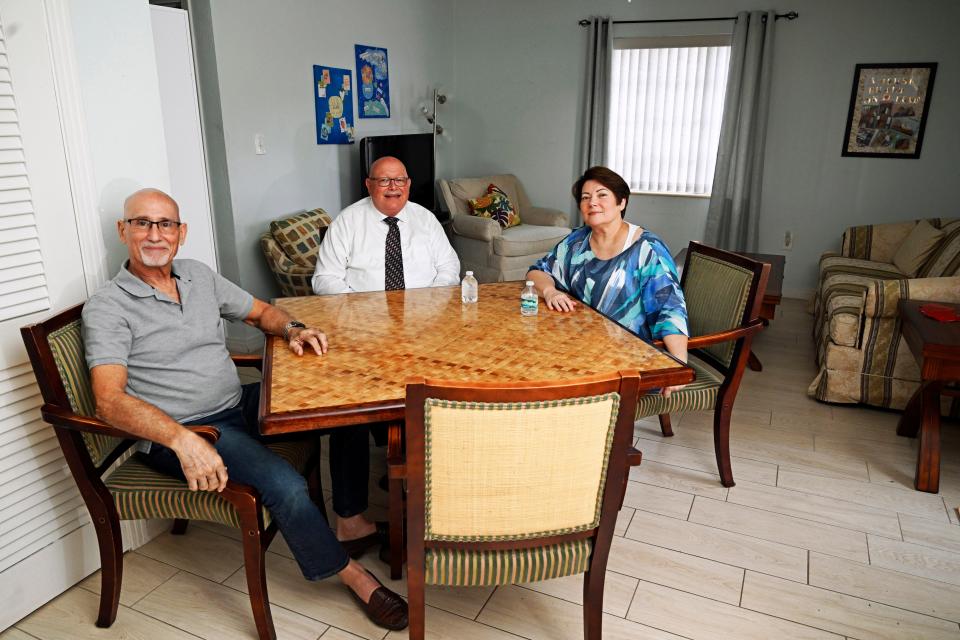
608,44,730,194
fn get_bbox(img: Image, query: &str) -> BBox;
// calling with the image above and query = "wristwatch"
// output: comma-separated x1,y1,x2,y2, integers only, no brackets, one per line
282,320,306,342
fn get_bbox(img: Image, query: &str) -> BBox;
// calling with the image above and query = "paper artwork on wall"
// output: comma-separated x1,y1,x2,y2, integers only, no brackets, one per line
354,44,390,118
314,65,355,144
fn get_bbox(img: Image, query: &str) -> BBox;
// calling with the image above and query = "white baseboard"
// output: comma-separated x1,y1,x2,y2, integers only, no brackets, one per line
0,522,101,630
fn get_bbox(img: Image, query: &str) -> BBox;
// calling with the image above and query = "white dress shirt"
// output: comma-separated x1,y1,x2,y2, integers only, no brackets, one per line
312,197,460,294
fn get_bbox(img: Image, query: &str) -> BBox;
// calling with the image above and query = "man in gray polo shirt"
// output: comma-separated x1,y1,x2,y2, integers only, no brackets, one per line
81,188,407,631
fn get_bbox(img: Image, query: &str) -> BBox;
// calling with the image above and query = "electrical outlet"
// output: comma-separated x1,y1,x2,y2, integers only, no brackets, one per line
783,230,794,251
254,134,266,155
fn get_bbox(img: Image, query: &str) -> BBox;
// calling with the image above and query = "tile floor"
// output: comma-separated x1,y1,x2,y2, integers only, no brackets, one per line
4,298,960,640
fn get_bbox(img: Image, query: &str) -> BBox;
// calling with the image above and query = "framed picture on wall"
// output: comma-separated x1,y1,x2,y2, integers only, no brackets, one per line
842,63,937,159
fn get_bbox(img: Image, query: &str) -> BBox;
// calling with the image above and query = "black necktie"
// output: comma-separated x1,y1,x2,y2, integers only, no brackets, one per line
383,217,405,291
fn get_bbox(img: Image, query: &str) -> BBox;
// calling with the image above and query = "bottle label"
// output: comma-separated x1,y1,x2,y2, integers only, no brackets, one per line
520,297,538,313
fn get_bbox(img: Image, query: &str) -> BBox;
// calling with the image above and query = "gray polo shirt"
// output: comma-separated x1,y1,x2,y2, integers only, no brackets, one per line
82,259,254,423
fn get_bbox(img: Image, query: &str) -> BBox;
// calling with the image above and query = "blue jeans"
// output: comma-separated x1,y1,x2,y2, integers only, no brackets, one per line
145,383,369,580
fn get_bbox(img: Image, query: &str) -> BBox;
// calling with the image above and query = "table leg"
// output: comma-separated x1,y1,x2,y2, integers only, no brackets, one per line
896,386,923,438
386,420,405,580
914,382,941,493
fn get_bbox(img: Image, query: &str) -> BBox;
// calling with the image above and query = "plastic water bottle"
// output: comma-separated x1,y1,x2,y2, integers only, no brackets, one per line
520,280,539,316
461,271,478,304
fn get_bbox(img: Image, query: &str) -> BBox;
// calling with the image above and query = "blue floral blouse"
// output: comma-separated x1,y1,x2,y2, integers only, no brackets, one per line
530,225,689,342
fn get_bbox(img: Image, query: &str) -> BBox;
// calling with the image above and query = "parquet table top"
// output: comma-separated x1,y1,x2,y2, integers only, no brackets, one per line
259,282,691,434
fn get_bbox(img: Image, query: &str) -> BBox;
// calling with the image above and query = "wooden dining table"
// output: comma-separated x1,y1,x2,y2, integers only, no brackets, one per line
258,281,693,576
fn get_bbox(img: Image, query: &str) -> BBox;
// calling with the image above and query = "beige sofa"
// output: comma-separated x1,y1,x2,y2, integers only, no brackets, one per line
810,217,960,413
438,174,570,282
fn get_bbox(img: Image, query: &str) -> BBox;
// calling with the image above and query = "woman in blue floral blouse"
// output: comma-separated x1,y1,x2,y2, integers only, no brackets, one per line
526,166,689,396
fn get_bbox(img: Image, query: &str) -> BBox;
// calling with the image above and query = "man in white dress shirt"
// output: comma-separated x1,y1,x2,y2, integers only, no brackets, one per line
312,156,460,294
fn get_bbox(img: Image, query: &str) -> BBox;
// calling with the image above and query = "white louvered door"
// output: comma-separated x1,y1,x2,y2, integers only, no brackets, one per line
0,0,94,629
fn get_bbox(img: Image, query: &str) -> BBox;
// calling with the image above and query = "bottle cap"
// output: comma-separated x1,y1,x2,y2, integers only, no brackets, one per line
525,280,534,286
466,271,473,276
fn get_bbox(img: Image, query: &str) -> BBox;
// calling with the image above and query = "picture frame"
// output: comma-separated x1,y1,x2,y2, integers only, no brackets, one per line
842,62,937,159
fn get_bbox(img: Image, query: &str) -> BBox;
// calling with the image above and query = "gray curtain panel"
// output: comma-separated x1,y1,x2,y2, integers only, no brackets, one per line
703,10,776,252
580,16,612,172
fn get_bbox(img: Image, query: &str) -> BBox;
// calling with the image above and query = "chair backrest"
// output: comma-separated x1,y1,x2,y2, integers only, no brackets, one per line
268,208,332,269
439,175,532,219
680,242,769,369
405,371,639,552
21,304,125,469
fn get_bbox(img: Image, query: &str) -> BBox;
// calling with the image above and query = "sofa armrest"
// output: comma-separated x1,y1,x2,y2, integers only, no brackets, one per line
841,221,917,262
864,276,960,319
522,206,569,228
452,214,501,242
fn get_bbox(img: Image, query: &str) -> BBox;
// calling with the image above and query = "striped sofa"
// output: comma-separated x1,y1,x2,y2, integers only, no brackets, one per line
809,218,960,412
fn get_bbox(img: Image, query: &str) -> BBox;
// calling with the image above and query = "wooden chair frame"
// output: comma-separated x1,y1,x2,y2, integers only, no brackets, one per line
654,242,770,487
21,304,323,640
401,371,643,640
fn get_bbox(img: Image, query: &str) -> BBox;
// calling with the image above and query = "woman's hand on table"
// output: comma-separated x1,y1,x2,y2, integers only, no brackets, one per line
288,327,328,356
544,287,580,312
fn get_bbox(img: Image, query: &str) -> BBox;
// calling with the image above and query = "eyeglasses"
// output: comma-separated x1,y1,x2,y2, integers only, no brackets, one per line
369,176,410,187
124,218,183,234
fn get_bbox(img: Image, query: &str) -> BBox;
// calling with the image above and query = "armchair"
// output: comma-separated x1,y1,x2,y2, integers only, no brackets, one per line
400,371,643,640
438,174,570,282
260,208,332,297
20,304,322,640
810,218,960,412
637,242,770,487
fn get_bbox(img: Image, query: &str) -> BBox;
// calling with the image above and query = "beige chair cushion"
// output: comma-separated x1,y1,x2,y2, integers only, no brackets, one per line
893,220,944,277
493,224,569,257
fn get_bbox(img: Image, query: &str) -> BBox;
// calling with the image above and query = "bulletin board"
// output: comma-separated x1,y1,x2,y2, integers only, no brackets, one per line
355,44,390,118
313,65,355,145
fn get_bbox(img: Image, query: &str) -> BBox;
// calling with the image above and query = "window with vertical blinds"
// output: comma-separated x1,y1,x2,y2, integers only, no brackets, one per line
0,35,50,323
607,37,731,195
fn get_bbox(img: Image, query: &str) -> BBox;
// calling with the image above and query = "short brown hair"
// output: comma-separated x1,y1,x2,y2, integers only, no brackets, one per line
572,166,630,218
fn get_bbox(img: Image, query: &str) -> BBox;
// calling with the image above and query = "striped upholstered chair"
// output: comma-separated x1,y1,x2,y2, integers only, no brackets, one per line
400,371,642,640
21,304,321,640
636,242,769,487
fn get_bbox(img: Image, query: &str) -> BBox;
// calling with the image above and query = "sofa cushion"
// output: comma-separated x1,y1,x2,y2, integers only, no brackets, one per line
493,223,569,257
468,184,521,229
918,219,960,277
270,208,332,268
893,220,944,277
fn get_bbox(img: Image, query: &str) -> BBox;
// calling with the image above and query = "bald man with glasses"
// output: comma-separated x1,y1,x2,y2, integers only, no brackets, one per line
82,189,409,630
311,156,460,294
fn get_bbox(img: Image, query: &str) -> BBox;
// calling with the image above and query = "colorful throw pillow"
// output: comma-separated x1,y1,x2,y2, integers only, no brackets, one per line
892,219,944,277
467,184,521,229
271,208,332,268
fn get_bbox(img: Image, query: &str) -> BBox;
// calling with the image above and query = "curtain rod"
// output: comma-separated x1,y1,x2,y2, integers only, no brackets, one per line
577,11,798,27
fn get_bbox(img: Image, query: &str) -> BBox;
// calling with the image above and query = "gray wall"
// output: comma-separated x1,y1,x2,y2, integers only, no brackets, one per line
200,0,455,301
448,0,960,297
